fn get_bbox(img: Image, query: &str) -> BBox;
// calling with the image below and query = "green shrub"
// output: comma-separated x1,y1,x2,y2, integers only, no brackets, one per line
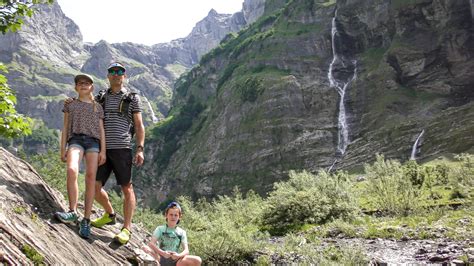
21,244,44,264
270,233,367,264
403,160,424,188
449,154,474,200
262,170,359,235
364,154,422,215
237,77,264,103
178,190,268,263
28,151,69,195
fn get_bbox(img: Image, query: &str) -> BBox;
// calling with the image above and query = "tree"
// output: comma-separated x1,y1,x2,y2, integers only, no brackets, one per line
1,0,54,34
0,0,53,138
0,64,31,137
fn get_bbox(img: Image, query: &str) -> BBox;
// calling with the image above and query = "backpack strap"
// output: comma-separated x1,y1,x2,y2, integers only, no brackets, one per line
98,88,138,136
120,89,138,137
95,89,108,106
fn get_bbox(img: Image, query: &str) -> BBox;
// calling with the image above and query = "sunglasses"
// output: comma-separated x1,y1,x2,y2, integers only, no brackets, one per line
108,69,125,76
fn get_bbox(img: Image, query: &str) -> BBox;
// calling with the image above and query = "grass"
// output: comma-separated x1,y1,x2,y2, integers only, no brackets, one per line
310,206,473,241
21,244,44,264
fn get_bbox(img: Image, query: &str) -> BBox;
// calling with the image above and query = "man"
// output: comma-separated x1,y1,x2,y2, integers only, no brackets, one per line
90,61,145,244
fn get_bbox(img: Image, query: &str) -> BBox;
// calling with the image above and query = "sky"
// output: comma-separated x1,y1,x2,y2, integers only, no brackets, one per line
56,0,244,45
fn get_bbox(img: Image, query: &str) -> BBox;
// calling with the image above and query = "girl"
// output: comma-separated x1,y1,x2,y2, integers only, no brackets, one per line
144,202,202,266
54,73,106,239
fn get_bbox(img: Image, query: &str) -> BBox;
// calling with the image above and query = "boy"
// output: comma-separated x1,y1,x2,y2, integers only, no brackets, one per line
143,202,202,266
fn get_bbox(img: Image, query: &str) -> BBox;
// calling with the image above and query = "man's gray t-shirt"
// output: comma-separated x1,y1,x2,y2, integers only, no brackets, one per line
101,88,142,149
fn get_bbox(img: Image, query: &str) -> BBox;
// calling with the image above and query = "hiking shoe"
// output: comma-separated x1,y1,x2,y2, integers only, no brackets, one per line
91,213,116,228
54,211,78,224
78,219,91,239
114,228,131,244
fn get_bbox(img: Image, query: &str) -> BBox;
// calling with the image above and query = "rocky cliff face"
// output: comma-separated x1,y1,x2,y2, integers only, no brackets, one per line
0,0,260,131
0,148,153,264
138,0,474,202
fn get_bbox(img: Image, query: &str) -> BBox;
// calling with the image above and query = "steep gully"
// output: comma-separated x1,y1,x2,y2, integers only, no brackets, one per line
327,10,357,171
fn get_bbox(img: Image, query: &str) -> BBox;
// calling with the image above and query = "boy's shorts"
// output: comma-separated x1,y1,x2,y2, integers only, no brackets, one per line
96,149,132,186
68,134,100,153
160,257,181,266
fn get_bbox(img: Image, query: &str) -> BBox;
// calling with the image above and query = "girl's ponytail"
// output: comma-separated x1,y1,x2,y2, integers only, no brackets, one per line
89,91,97,112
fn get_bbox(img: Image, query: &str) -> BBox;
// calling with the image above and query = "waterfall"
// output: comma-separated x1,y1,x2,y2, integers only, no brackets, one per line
327,11,357,155
142,96,159,123
410,130,425,160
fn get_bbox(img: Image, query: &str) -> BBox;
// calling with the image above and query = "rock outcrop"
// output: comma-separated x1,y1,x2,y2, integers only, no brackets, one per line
137,0,474,202
0,147,154,264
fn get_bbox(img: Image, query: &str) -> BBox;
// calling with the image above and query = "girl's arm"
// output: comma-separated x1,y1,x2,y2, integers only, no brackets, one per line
60,113,69,162
98,119,106,165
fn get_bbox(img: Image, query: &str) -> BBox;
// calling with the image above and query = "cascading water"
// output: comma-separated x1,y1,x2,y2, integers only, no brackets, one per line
327,10,357,156
410,130,425,160
142,96,159,123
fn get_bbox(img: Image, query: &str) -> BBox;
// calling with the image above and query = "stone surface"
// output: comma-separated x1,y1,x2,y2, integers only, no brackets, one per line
0,148,154,264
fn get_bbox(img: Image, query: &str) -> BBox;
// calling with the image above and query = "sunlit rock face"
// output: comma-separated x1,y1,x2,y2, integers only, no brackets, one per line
136,0,474,203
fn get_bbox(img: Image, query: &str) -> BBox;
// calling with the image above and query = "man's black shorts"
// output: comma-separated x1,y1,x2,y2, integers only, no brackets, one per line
97,149,132,186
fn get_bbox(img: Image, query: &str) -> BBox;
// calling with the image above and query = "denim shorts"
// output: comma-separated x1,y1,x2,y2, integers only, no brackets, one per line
68,134,100,153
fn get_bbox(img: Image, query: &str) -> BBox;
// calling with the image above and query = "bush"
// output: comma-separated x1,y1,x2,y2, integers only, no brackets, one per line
237,77,264,103
28,151,69,195
364,154,422,215
178,190,268,263
262,170,359,235
449,154,474,200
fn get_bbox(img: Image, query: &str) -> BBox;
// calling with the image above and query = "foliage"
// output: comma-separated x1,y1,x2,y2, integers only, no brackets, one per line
21,244,44,264
449,154,474,200
262,170,359,235
268,233,367,264
0,0,53,34
23,120,60,149
237,77,264,103
0,1,54,138
177,190,268,263
28,151,69,195
311,206,473,241
0,63,32,138
151,95,205,174
364,154,423,215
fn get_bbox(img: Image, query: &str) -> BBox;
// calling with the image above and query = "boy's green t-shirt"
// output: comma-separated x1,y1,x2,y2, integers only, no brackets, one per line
152,225,188,252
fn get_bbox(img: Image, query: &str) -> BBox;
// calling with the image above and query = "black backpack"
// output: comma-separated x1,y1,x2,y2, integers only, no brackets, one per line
96,88,138,136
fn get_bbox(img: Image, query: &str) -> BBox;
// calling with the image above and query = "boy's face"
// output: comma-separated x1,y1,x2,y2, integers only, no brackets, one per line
166,208,181,227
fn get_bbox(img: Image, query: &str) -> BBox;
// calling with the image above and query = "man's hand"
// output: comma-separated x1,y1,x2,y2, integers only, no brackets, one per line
133,151,144,166
64,97,74,105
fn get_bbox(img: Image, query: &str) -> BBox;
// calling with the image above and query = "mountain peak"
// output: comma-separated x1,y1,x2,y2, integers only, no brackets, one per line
208,8,218,16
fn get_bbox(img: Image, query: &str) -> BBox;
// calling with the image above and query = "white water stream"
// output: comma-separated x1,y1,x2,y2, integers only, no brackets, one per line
142,96,159,123
410,130,424,160
327,12,357,156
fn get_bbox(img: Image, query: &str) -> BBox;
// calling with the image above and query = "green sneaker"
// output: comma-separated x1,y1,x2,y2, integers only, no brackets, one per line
91,213,116,228
114,228,131,244
54,211,78,224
